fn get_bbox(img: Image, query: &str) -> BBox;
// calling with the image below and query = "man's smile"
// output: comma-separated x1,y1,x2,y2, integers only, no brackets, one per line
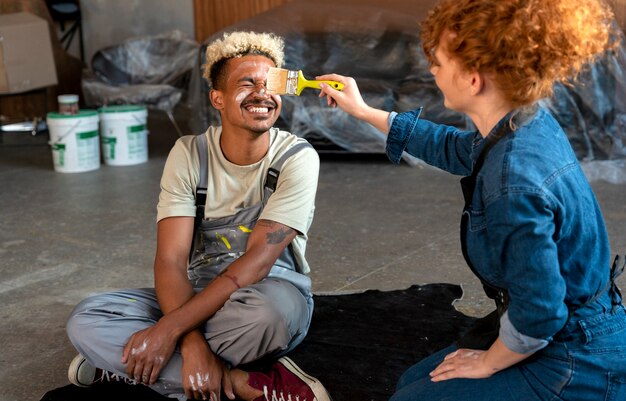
242,100,277,115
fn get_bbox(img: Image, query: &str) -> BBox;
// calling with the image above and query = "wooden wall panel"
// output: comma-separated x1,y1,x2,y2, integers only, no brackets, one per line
607,0,626,32
0,88,55,122
193,0,625,45
193,0,293,43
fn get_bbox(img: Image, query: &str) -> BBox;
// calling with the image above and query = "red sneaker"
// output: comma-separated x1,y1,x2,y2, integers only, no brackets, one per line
248,357,332,401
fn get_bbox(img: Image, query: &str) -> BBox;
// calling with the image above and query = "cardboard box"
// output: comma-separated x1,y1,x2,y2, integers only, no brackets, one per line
0,12,58,94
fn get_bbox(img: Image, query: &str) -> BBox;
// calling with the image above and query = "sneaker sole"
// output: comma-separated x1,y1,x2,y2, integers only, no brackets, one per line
278,357,332,401
68,354,96,387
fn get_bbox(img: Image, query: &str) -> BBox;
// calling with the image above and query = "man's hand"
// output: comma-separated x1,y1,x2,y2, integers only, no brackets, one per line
121,321,178,384
181,339,234,401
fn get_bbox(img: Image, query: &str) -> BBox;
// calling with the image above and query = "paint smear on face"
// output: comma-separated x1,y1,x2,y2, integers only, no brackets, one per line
235,91,249,103
230,59,271,104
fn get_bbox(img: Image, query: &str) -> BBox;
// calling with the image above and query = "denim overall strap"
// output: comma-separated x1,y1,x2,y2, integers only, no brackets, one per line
455,122,513,350
459,122,512,309
554,256,626,344
609,255,625,310
567,254,626,320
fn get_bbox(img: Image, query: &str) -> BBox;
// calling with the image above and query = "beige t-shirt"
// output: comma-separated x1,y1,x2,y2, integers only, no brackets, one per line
157,126,319,274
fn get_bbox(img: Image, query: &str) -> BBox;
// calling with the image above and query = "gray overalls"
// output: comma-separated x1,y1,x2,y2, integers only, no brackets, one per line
66,134,315,399
189,133,314,296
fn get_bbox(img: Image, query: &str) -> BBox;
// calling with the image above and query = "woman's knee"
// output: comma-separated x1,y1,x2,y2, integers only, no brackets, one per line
396,345,455,390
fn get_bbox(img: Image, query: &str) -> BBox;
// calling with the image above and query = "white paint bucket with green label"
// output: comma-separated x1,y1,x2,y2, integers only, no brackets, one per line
98,105,148,166
46,110,100,173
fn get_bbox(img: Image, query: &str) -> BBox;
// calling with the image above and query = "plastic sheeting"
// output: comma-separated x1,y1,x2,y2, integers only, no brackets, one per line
82,30,199,112
187,1,626,181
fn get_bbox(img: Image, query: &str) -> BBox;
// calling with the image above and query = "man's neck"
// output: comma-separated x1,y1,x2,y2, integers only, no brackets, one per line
219,127,271,166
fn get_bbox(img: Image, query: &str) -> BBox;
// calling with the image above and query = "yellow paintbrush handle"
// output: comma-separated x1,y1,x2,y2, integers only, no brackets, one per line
297,71,344,95
308,80,345,91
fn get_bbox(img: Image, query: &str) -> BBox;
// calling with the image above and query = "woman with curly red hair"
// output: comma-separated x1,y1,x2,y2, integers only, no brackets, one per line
318,0,625,399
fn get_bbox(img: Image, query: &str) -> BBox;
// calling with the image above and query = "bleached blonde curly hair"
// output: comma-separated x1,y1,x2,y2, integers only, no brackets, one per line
202,31,285,89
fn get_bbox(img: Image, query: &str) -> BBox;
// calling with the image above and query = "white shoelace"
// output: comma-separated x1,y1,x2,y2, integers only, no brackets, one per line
99,370,138,385
263,385,317,401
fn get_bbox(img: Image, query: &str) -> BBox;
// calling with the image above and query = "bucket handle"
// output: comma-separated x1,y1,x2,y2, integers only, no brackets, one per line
48,120,83,146
132,113,145,125
130,112,151,135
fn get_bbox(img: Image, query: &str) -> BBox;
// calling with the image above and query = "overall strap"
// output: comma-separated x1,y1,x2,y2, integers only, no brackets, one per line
189,133,209,263
194,133,209,227
262,142,312,203
610,254,625,310
459,121,513,307
461,126,510,208
189,136,311,262
573,254,626,315
193,137,312,218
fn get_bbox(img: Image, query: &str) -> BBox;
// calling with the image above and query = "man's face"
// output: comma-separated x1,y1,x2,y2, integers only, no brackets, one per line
211,55,282,135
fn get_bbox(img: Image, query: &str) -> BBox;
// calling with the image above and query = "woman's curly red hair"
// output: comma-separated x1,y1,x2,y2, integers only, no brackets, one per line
421,0,619,107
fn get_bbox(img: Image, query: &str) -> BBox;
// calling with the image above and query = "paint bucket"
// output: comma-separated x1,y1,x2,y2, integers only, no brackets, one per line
98,105,149,166
47,110,100,173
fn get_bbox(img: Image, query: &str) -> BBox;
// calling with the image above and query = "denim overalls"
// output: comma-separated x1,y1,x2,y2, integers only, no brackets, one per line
385,107,626,401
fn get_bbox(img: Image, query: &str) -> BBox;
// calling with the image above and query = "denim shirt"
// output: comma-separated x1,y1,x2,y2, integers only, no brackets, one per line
387,107,612,354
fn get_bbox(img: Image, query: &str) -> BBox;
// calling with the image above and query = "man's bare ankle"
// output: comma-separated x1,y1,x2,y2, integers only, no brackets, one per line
230,369,263,401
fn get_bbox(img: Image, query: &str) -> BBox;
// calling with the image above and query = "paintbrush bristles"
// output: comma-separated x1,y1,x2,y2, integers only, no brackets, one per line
266,67,289,94
265,67,295,95
267,67,344,96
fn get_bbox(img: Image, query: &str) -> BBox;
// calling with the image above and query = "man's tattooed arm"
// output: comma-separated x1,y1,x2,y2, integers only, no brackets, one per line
256,219,296,244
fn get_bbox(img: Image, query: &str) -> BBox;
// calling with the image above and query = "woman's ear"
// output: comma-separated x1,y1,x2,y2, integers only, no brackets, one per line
209,89,224,110
469,72,484,96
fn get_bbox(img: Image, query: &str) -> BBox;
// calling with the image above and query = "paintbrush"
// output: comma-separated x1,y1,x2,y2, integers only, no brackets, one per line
266,67,344,96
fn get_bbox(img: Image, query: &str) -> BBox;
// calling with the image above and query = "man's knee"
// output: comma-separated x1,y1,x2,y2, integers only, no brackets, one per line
66,291,139,345
66,293,108,348
207,283,306,365
227,286,292,335
229,280,307,332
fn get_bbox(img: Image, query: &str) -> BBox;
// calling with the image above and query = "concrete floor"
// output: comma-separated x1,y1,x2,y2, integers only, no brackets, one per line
1,110,625,401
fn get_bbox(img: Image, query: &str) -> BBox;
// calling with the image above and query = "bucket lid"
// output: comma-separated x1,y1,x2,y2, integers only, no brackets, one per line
58,94,79,104
99,105,147,113
47,110,98,119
